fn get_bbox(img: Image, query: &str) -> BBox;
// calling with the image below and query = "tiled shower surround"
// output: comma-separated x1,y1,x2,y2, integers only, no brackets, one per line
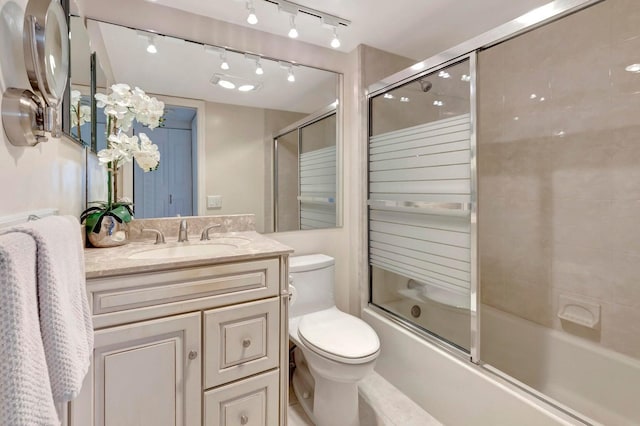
478,0,640,359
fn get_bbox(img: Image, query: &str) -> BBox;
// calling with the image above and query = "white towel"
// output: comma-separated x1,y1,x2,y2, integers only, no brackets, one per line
0,233,59,425
14,215,94,404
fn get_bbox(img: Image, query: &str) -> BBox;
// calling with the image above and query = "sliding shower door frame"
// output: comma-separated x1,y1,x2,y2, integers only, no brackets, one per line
366,0,603,364
367,52,479,362
273,104,338,232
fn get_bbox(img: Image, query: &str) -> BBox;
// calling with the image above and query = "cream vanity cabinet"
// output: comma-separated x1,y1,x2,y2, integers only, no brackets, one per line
70,254,290,426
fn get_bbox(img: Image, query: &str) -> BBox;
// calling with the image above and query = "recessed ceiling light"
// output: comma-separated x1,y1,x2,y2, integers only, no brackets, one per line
218,80,236,89
625,63,640,73
438,71,450,79
238,84,255,92
400,97,410,102
433,100,444,106
383,93,394,99
461,74,471,82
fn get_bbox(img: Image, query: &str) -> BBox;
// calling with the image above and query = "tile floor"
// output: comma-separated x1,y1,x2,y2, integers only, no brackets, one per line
288,372,442,426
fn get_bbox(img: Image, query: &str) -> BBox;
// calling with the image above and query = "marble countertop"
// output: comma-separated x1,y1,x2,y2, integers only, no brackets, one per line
85,231,293,279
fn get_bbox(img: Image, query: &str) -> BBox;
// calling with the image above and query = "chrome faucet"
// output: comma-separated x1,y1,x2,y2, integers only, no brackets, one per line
200,224,221,241
178,219,189,242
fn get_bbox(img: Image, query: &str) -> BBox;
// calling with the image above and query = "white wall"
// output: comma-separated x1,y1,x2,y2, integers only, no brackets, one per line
0,0,85,218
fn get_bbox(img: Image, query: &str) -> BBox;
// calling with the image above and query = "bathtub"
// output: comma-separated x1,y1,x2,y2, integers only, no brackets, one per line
482,305,640,426
363,302,640,425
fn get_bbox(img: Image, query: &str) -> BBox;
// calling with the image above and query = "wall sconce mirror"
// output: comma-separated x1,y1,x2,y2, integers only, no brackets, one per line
1,0,69,146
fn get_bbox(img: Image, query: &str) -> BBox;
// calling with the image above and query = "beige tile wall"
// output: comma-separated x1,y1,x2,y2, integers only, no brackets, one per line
478,0,640,359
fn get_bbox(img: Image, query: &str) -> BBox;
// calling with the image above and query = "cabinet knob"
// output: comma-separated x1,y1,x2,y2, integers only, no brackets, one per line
240,414,249,425
242,338,252,348
188,350,198,360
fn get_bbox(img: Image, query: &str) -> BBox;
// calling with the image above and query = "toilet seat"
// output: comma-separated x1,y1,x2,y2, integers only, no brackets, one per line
297,307,380,365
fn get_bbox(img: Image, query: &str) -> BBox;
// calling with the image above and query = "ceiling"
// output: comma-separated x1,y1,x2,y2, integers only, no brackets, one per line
145,0,551,60
73,0,555,115
78,19,338,114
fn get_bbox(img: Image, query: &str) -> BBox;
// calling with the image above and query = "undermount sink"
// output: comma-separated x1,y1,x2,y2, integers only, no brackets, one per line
128,243,238,260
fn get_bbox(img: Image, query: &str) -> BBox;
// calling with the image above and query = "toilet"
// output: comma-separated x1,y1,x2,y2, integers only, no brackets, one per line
288,254,380,426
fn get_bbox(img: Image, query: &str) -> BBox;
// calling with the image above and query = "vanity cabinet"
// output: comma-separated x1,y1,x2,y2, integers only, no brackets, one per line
70,254,290,426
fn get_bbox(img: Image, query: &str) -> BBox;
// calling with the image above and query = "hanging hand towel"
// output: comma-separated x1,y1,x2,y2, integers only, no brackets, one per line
0,233,59,425
15,215,94,405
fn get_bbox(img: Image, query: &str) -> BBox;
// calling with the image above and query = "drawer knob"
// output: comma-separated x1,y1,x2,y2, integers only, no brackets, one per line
242,338,252,348
188,350,198,360
240,414,249,425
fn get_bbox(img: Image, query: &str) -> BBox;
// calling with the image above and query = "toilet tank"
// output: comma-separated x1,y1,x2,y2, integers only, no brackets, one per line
289,254,335,318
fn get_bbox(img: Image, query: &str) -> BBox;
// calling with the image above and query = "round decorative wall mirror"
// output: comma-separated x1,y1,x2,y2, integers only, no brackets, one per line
24,0,69,107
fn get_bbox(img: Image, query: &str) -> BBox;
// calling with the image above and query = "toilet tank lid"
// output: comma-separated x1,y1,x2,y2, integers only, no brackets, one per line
289,254,334,272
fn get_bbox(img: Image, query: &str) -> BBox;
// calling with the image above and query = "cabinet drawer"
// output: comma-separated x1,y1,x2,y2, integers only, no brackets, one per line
204,298,279,388
88,259,279,327
204,369,279,426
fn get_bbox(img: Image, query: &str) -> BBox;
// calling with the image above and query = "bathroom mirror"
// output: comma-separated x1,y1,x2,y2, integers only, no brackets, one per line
81,18,340,233
66,15,92,145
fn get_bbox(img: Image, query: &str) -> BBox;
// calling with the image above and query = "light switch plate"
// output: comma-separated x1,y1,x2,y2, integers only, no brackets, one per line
207,195,222,209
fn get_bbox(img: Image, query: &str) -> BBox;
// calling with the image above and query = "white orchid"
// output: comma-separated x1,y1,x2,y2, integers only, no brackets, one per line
70,90,91,128
96,84,164,131
134,133,161,171
95,84,164,207
97,132,160,172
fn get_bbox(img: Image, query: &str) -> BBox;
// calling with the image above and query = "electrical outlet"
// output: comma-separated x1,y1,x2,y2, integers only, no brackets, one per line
207,195,222,209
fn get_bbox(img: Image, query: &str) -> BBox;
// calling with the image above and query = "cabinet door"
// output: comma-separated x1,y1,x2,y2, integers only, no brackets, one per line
204,369,280,426
71,312,201,426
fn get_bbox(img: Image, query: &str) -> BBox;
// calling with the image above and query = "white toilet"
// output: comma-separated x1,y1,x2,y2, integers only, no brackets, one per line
288,254,380,426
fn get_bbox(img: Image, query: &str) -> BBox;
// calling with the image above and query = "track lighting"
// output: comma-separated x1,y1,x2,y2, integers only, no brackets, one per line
220,50,229,70
244,1,350,47
246,0,258,25
245,54,265,76
288,14,298,38
205,46,231,71
287,68,295,82
146,40,157,54
138,32,158,54
330,27,340,49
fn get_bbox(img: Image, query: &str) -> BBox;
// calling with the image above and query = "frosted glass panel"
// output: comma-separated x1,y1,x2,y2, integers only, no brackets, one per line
369,60,472,351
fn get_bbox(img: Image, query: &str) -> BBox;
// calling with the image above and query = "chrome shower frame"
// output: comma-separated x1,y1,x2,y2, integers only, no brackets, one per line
365,0,603,421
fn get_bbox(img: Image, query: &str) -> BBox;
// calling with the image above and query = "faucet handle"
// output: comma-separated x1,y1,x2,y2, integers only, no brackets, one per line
200,224,222,241
141,228,166,244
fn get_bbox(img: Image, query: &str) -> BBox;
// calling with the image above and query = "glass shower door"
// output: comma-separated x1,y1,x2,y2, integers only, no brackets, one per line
368,58,476,352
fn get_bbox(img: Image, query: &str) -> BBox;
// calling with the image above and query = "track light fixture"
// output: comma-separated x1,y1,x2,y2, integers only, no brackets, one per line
245,54,265,76
146,39,157,54
287,68,295,82
330,27,340,49
138,31,159,54
246,0,258,25
220,50,230,70
245,0,350,48
288,14,298,38
205,46,231,71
